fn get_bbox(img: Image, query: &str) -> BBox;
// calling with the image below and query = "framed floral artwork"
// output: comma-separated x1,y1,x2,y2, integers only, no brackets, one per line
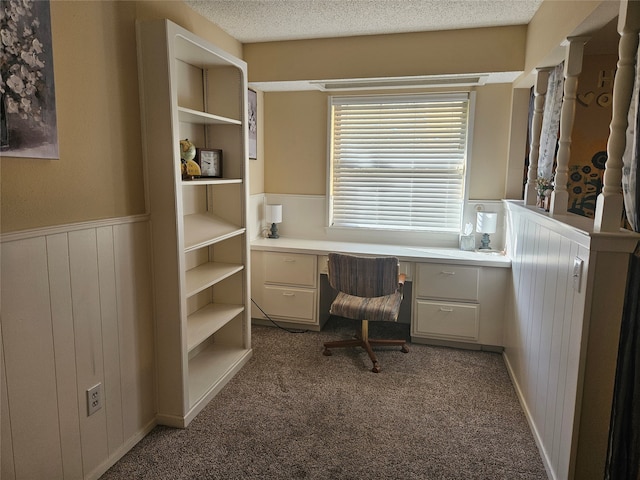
1,0,59,159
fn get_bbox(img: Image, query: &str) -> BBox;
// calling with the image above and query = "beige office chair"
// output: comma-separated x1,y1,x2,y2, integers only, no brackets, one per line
322,253,409,373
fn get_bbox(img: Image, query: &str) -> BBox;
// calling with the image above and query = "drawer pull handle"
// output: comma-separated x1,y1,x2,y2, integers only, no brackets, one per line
282,292,295,297
440,271,456,276
283,258,296,263
439,307,454,312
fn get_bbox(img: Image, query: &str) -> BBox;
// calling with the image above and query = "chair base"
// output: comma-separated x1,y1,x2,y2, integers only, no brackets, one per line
322,319,409,373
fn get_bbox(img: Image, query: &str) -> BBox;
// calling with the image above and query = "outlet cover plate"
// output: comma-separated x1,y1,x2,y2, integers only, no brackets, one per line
86,383,103,416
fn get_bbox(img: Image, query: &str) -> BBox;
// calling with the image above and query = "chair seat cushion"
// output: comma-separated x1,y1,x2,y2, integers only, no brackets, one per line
330,291,403,323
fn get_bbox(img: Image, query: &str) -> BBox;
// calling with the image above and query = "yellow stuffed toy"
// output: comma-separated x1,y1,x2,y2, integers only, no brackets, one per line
179,139,201,178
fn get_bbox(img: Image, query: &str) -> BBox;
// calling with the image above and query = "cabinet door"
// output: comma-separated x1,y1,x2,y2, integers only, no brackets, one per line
413,299,479,341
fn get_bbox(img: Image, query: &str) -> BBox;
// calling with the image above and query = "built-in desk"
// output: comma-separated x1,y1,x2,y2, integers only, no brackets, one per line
251,238,511,350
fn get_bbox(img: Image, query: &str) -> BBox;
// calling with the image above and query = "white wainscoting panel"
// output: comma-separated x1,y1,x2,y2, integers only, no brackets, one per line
47,232,84,479
505,210,589,479
503,201,639,480
2,236,65,479
1,217,155,480
252,193,506,249
112,222,155,447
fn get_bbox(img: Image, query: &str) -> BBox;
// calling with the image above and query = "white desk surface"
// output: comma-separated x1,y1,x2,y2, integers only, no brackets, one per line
251,237,511,268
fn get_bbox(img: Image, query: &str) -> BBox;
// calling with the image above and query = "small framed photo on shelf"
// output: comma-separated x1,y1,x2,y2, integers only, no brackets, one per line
196,148,223,178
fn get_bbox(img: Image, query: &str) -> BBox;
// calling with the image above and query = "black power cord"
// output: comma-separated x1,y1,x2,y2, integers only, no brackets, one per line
251,298,309,333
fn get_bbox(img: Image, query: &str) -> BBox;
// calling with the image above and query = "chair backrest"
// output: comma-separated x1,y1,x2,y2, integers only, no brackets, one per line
327,253,399,298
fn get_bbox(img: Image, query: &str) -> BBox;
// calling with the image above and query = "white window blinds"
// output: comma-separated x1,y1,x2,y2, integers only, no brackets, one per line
330,93,471,233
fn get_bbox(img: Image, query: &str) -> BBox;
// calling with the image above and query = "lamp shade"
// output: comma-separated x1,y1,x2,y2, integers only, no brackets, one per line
266,204,283,224
476,212,497,234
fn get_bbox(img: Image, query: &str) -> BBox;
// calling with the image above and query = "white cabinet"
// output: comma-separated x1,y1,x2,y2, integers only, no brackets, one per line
251,251,319,328
250,243,508,344
136,19,251,427
412,262,506,348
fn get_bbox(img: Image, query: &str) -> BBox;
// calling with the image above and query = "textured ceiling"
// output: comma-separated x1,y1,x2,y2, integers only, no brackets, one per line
184,0,545,43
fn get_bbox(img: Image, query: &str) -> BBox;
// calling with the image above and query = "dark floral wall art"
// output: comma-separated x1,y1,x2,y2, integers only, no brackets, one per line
0,0,58,159
567,151,606,218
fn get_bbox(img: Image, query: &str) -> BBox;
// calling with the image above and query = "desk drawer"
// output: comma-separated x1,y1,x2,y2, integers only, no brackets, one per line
413,300,479,341
318,255,412,281
264,252,317,287
262,285,316,323
415,263,479,301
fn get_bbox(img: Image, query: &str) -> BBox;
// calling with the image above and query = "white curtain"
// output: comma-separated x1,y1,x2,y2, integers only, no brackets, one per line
622,50,640,232
538,62,565,180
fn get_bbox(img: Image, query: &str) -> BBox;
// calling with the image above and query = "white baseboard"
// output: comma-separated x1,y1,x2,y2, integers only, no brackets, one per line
86,418,157,480
503,351,555,480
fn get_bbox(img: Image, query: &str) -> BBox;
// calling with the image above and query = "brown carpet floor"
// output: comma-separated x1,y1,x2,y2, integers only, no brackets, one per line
101,317,548,479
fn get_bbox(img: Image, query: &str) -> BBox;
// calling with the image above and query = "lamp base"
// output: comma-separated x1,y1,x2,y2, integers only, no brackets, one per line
479,233,491,249
268,222,279,239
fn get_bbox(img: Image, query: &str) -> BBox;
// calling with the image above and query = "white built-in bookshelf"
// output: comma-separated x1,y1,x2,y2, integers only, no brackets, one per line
136,19,251,427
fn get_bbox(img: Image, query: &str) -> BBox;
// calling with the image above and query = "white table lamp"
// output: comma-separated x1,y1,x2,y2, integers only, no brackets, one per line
266,204,283,239
476,212,497,250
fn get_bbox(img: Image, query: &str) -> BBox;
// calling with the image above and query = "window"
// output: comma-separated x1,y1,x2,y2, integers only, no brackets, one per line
329,93,472,233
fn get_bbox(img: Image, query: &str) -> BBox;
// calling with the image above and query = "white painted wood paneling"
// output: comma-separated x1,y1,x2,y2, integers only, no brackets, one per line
504,203,590,480
1,319,16,480
96,227,125,455
47,233,84,479
68,229,110,474
1,217,155,480
112,222,155,441
503,201,639,480
1,237,64,479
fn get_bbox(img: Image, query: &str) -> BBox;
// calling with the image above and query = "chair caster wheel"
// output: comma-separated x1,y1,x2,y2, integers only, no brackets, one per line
323,348,332,356
401,345,409,353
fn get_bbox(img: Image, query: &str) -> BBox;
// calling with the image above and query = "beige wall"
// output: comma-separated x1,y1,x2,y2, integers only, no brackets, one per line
570,53,616,168
1,0,617,232
249,1,615,200
263,91,327,194
0,1,241,233
517,0,618,87
567,53,617,217
261,84,516,199
524,1,601,72
468,84,515,199
245,26,527,83
504,88,532,200
247,21,528,199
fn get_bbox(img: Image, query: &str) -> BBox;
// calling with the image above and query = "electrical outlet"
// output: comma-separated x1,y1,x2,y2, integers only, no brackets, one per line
86,383,103,416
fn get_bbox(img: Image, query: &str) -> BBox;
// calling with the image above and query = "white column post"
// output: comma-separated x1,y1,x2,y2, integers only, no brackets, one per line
594,0,640,232
524,68,551,206
549,36,589,215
